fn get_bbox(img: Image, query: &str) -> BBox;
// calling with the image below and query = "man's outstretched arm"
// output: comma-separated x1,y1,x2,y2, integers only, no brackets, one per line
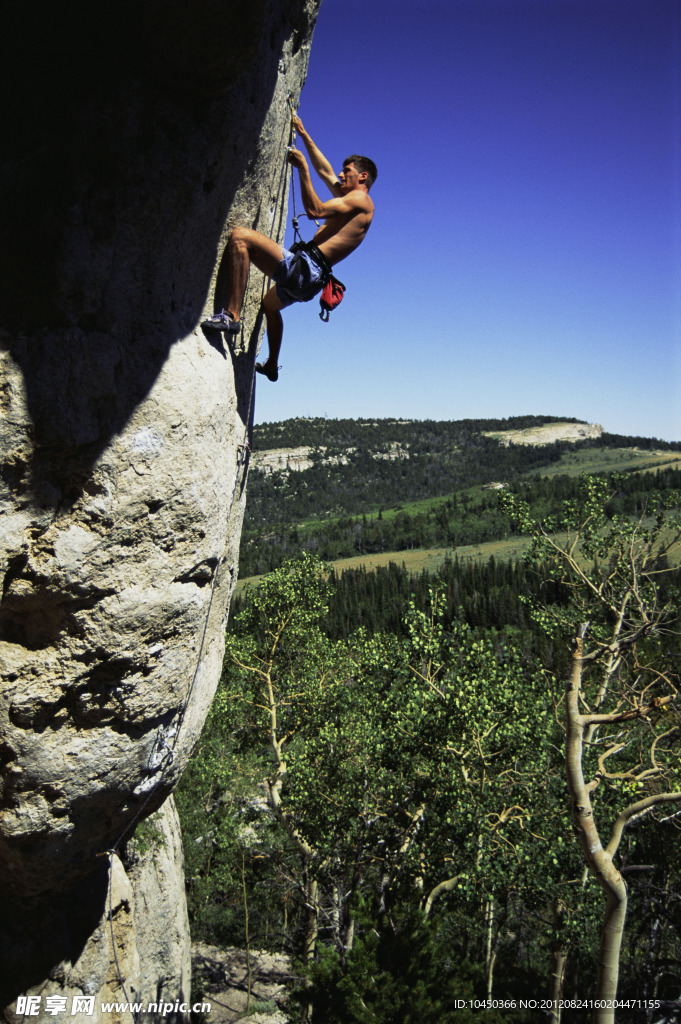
293,116,341,196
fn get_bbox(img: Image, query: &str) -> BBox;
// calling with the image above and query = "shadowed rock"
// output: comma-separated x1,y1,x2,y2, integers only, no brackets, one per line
0,0,321,1013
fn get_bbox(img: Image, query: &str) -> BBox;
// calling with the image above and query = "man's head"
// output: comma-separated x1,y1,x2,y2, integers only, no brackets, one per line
340,155,377,191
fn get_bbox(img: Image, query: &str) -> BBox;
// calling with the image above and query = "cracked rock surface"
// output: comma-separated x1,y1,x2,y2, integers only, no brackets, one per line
0,0,321,1011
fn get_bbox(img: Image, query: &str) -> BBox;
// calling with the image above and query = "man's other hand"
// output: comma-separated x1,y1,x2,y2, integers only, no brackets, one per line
287,147,307,170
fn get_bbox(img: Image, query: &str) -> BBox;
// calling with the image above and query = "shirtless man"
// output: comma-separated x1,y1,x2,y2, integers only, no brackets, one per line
202,116,376,382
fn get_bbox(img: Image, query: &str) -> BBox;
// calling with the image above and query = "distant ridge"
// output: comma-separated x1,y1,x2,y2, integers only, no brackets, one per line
252,414,588,453
250,417,601,472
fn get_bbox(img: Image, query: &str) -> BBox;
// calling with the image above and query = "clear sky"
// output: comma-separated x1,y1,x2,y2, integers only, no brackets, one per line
253,0,681,442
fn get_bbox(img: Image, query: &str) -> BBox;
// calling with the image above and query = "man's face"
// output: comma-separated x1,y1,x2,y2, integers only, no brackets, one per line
339,162,362,192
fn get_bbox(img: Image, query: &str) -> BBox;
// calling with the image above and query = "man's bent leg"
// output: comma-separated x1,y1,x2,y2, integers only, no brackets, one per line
224,227,284,323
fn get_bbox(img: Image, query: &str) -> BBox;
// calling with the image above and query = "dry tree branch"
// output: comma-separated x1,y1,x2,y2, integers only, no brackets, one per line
606,791,681,857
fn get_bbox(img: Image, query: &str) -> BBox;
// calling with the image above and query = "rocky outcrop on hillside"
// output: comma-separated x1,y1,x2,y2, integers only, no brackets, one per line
252,441,410,475
484,421,603,446
0,0,321,1017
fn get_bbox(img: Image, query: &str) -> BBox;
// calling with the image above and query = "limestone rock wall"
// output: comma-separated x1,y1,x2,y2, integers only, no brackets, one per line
2,798,190,1024
0,0,321,1013
125,797,193,1016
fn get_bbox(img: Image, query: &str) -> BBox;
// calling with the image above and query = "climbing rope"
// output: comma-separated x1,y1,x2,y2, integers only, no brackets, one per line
106,849,135,1011
289,162,303,246
238,90,301,385
286,93,319,242
287,95,304,245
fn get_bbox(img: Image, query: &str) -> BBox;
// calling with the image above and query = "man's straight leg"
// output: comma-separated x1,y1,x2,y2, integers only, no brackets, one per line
256,287,286,382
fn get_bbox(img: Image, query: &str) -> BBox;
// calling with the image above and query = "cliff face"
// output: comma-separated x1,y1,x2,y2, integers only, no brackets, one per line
0,0,320,1013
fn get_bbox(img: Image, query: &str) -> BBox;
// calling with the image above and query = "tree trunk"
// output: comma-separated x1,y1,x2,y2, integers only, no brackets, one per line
344,915,356,954
332,884,341,953
595,892,628,1015
304,876,320,964
300,875,319,1024
485,896,497,1001
565,628,627,1024
548,899,567,1024
642,912,661,1021
548,951,567,1024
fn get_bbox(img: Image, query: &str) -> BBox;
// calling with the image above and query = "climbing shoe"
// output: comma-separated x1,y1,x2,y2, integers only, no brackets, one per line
201,309,240,334
255,362,279,382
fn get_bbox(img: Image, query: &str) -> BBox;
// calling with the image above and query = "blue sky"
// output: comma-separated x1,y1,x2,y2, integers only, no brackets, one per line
254,0,681,442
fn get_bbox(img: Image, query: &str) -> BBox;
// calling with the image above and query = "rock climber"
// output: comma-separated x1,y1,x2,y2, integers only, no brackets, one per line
201,116,376,382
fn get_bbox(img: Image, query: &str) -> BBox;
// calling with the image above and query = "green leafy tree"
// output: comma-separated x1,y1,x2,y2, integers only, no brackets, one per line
174,695,282,947
379,588,577,1002
227,558,593,1008
190,540,681,1013
223,555,342,970
298,901,462,1024
221,555,411,998
501,476,681,1021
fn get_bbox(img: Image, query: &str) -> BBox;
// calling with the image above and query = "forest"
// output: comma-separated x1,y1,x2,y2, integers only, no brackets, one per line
239,416,681,578
175,467,681,1023
240,461,681,579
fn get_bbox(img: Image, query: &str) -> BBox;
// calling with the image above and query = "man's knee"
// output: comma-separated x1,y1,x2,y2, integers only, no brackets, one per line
229,225,249,251
230,225,273,247
229,229,284,278
261,299,280,321
263,290,283,317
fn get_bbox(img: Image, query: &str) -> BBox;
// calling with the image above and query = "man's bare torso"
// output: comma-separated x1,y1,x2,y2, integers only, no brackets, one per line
314,196,374,266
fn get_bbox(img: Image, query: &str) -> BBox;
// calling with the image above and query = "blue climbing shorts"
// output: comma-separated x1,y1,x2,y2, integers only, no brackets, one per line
273,246,326,308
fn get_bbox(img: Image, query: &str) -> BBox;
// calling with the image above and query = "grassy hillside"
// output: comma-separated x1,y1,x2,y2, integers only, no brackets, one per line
239,416,681,579
235,537,534,595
